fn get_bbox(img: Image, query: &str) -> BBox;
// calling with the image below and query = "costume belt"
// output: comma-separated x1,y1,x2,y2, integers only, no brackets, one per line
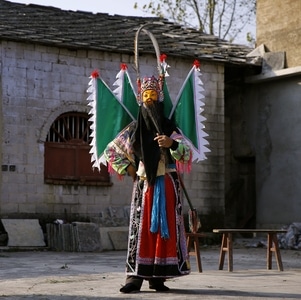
150,164,176,239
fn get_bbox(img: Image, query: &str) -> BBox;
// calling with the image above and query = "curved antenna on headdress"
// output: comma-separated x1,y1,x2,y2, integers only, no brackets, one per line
134,23,161,80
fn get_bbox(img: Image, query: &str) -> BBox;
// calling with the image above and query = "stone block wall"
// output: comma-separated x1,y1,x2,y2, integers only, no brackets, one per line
257,0,301,68
0,40,225,223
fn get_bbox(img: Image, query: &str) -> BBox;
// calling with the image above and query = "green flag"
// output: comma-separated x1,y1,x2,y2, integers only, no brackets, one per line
169,64,210,162
88,74,134,169
113,67,139,120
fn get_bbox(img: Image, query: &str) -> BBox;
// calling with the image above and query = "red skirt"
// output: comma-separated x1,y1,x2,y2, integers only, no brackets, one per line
125,172,190,278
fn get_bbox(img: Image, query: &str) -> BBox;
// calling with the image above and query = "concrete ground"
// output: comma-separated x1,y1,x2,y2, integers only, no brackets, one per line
0,243,301,300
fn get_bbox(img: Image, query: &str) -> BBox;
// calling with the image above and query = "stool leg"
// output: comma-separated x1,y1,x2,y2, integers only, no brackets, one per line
186,234,203,273
267,233,272,270
186,235,191,252
227,233,233,272
271,233,284,271
193,236,202,272
218,233,227,270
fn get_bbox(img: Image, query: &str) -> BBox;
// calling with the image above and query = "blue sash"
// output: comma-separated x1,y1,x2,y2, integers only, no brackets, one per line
150,164,176,239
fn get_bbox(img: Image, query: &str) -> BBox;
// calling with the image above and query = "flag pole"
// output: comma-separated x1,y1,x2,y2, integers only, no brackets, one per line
178,174,194,210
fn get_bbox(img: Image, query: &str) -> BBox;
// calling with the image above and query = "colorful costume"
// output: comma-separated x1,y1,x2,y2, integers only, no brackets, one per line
87,25,210,292
104,121,191,279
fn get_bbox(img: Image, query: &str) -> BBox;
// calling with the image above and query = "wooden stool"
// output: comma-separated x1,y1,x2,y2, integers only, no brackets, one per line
186,232,206,272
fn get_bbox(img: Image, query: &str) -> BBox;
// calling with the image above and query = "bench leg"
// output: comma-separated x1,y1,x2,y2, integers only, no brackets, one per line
267,233,284,271
218,233,233,271
186,235,202,272
218,233,226,270
193,236,202,272
227,233,233,272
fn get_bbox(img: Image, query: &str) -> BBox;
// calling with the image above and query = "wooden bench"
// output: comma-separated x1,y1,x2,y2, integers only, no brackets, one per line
186,232,206,272
213,229,287,272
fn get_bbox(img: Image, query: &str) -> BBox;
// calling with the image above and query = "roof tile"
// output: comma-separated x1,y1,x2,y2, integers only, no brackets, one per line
0,0,256,65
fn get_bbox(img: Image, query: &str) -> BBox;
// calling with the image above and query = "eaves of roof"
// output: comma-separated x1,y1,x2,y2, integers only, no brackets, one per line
0,0,257,66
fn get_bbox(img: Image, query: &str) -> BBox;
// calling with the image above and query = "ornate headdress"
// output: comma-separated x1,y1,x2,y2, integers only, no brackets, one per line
135,25,166,105
141,76,159,93
137,75,164,104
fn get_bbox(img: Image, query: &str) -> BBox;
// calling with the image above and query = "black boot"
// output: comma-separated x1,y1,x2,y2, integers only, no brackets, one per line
149,278,170,292
120,283,140,293
120,276,143,293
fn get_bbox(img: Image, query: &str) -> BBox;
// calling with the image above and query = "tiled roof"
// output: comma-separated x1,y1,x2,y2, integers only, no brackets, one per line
0,0,256,65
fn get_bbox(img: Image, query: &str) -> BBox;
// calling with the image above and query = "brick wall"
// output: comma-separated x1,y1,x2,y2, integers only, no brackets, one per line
257,0,301,68
0,41,225,223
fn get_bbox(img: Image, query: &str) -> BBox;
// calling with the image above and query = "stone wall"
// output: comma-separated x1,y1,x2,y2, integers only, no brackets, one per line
257,0,301,68
0,40,225,224
244,74,301,228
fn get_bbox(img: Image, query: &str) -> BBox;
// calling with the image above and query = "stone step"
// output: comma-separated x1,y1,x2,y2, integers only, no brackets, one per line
46,223,128,252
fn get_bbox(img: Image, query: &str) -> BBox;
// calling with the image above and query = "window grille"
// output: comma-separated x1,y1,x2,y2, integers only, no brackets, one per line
44,112,110,185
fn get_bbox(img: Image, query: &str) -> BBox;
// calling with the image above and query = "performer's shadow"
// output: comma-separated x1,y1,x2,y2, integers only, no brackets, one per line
143,288,300,298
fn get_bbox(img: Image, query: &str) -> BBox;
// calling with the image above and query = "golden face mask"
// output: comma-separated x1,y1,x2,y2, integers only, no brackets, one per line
142,89,158,104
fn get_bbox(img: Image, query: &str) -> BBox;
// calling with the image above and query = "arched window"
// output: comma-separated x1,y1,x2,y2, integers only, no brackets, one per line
44,112,110,185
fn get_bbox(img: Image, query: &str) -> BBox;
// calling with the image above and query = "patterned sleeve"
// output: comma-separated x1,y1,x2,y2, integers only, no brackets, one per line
103,124,135,176
169,132,192,170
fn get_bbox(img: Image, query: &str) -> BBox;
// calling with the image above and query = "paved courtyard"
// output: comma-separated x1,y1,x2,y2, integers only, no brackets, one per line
0,244,301,299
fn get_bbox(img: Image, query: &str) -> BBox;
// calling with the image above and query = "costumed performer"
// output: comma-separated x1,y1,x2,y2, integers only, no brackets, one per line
104,75,193,293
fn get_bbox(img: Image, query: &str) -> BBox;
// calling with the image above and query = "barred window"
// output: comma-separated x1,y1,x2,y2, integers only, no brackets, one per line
44,112,110,185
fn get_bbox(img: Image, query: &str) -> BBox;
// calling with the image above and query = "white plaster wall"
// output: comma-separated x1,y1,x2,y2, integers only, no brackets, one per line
0,40,225,220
